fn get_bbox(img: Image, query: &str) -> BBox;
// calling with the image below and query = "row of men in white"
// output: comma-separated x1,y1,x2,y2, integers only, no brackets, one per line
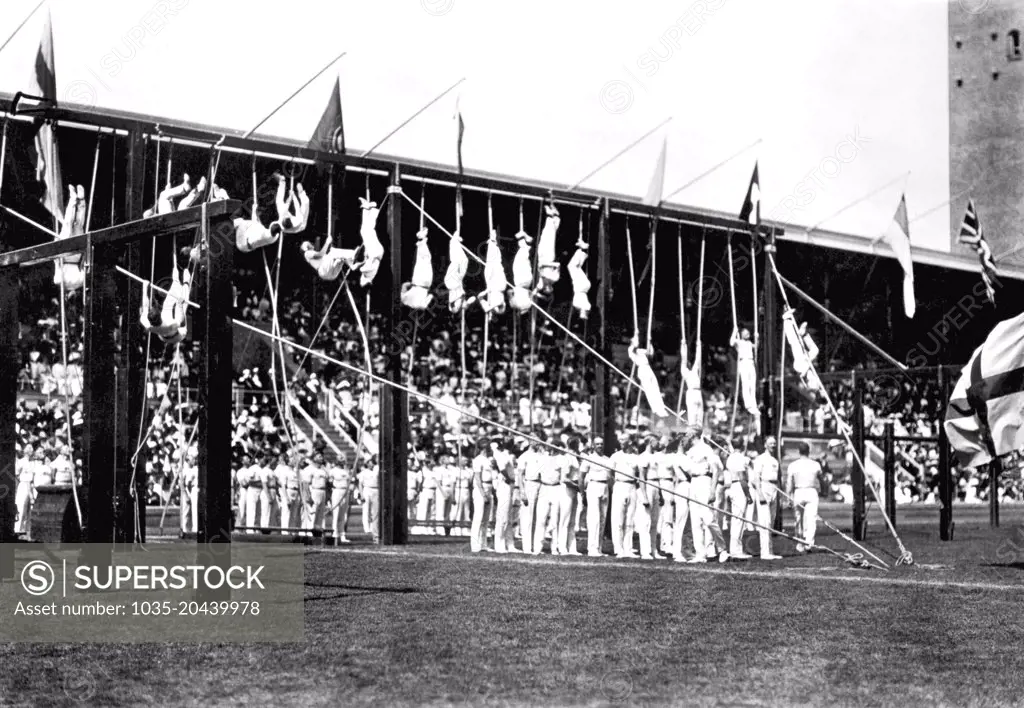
433,428,825,558
13,444,78,537
224,451,381,542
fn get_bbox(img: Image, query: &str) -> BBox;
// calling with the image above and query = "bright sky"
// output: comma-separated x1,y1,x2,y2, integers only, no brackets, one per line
0,0,951,250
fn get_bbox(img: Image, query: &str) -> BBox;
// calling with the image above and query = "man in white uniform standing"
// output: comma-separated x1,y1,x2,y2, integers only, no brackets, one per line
556,437,582,556
259,455,280,531
685,428,728,563
750,437,782,559
723,442,754,559
277,453,303,536
532,440,563,555
329,460,353,543
516,436,546,554
492,439,518,553
181,450,199,535
582,437,611,556
786,442,823,553
303,452,330,537
610,438,638,559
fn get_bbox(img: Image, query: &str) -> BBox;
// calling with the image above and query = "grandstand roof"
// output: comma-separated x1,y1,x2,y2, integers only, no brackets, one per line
1,0,1017,278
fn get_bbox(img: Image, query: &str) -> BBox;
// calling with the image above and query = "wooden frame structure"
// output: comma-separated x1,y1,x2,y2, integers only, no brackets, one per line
0,103,770,575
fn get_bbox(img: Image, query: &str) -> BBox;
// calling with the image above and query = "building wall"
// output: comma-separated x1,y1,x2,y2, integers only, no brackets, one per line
950,0,1024,263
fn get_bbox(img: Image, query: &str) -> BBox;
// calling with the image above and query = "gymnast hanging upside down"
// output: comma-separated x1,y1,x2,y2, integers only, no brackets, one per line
234,174,310,253
140,259,192,346
357,197,385,287
54,185,86,293
536,204,561,295
782,308,823,397
400,227,433,309
567,237,590,320
144,175,230,218
481,229,507,315
509,230,533,312
445,229,469,312
628,335,668,418
300,240,361,281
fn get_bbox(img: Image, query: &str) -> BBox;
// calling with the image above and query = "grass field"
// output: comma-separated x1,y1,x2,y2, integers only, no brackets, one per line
3,505,1024,707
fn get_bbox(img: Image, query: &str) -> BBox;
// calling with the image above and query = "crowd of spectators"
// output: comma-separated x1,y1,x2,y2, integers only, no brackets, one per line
11,275,1022,507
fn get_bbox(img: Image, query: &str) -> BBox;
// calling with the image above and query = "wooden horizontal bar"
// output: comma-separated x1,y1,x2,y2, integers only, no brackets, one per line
0,93,760,239
0,199,242,268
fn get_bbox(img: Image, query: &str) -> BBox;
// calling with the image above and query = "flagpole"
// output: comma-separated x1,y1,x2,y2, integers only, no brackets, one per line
566,117,672,192
807,171,910,235
661,137,762,203
243,50,348,138
0,0,45,58
361,77,467,158
909,186,972,227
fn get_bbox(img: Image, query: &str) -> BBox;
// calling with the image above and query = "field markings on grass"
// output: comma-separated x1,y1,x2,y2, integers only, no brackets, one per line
319,547,1024,593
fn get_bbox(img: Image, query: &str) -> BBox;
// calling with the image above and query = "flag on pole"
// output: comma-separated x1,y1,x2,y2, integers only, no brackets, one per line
455,96,465,178
739,162,760,226
944,346,992,469
943,310,1024,467
308,77,345,154
27,9,63,227
454,96,464,218
882,194,915,318
642,137,667,207
958,198,998,304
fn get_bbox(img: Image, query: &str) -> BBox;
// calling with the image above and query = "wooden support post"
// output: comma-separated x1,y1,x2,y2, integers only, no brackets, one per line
380,165,409,545
595,198,614,456
118,123,147,544
196,205,235,547
989,459,1000,528
0,268,17,579
760,229,775,446
763,231,782,532
83,242,120,545
938,372,954,541
883,420,896,530
851,374,866,541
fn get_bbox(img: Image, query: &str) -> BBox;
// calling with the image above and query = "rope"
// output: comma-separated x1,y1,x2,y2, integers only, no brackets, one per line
623,218,640,426
481,193,494,387
109,137,116,227
157,417,198,535
553,308,575,407
344,285,373,472
153,134,161,204
751,231,759,349
676,224,685,413
166,138,174,189
43,117,84,531
0,114,8,198
697,228,706,348
294,273,352,374
631,217,658,421
238,319,884,570
772,485,889,569
261,250,296,451
397,188,730,434
728,233,740,435
86,132,101,232
766,250,914,566
777,311,786,452
645,218,656,348
56,258,82,530
511,312,519,422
